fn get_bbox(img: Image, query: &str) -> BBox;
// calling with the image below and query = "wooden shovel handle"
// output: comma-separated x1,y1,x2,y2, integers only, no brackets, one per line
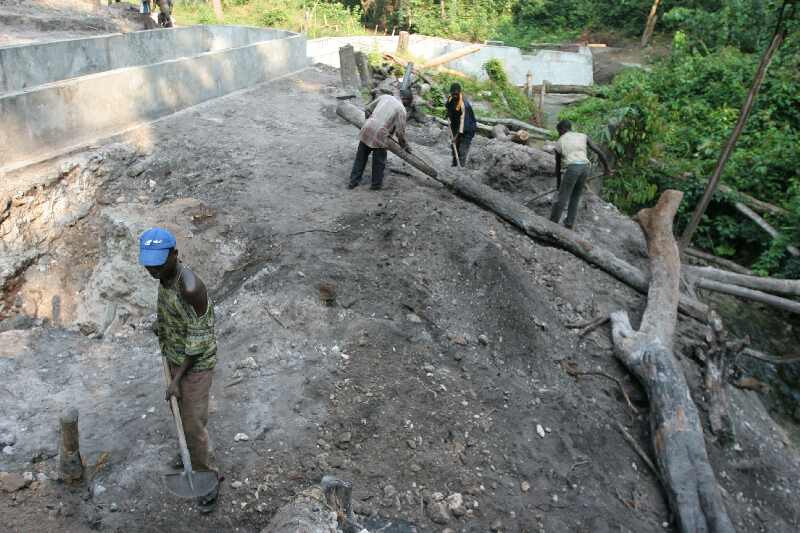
162,357,194,474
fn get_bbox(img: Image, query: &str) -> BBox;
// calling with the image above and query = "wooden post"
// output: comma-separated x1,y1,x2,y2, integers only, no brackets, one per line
397,30,409,53
525,71,533,99
640,0,661,48
338,45,360,89
400,62,414,91
354,52,371,88
538,80,547,127
59,408,83,483
679,3,793,250
211,0,224,21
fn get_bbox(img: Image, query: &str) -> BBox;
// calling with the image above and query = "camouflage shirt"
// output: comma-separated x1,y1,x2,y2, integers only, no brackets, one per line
156,268,217,372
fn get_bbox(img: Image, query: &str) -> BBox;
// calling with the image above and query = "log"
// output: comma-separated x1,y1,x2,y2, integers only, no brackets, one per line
353,51,371,88
400,62,414,91
693,277,800,314
528,83,599,96
610,190,735,533
59,408,83,483
721,184,788,217
338,45,360,89
336,102,437,179
512,129,530,144
685,265,800,297
420,45,482,69
339,103,710,321
491,124,510,141
734,202,800,256
475,116,553,137
684,247,753,275
432,116,494,138
397,30,409,54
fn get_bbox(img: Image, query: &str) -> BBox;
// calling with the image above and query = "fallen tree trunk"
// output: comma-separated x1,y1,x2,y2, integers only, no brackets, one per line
337,102,709,321
432,116,495,138
685,265,800,297
336,102,438,179
528,83,600,96
476,116,553,137
610,190,735,533
420,45,482,69
693,277,800,314
722,184,788,217
684,247,753,275
734,202,800,256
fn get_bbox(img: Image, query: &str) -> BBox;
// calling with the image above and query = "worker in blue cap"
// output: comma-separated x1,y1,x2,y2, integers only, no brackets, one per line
139,227,219,512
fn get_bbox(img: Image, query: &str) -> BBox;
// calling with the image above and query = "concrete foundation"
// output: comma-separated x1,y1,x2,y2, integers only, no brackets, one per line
307,34,593,87
0,26,308,169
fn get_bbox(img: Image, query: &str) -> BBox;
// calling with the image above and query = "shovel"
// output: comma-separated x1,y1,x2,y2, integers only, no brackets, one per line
162,358,218,499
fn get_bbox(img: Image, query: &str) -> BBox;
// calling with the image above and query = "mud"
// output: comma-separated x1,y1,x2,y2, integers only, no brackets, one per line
1,62,799,533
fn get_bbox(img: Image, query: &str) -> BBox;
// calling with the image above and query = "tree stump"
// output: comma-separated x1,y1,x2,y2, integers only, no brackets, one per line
397,30,409,53
354,51,371,88
338,45,359,89
59,408,83,483
610,190,735,532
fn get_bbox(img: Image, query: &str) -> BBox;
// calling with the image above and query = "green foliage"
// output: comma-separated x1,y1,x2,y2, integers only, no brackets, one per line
483,58,508,84
259,8,288,26
564,10,800,274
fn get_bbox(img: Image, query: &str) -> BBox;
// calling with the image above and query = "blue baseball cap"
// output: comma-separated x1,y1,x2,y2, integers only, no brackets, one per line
139,227,176,266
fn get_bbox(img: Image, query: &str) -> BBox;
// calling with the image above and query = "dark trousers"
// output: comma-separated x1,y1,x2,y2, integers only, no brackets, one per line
451,133,474,166
349,142,387,187
550,163,589,229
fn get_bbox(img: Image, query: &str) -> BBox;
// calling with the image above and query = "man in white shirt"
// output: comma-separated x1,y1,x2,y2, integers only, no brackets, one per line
550,120,612,229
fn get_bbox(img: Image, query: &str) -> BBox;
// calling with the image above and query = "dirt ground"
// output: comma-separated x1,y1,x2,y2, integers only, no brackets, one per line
1,62,800,533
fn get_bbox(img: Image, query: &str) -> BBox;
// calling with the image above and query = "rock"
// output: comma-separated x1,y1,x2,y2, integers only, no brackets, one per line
109,502,118,512
336,432,352,449
0,472,31,493
234,433,250,442
432,491,445,502
2,446,14,456
490,519,503,531
423,364,436,373
22,472,34,482
536,424,546,438
0,428,16,448
478,334,489,346
92,483,106,497
520,480,530,492
453,352,464,361
383,484,397,498
248,344,258,353
406,313,423,323
231,481,243,489
428,501,451,525
31,448,57,463
406,439,417,450
452,334,468,346
236,356,259,370
446,493,466,517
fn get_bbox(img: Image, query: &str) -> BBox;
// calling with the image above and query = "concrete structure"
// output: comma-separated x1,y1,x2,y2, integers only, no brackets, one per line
1,26,307,169
307,34,593,87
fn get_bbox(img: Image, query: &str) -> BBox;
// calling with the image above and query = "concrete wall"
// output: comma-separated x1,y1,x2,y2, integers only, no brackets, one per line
307,34,593,87
1,27,307,169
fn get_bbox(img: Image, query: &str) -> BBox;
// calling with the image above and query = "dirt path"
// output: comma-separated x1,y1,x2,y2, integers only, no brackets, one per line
1,66,799,533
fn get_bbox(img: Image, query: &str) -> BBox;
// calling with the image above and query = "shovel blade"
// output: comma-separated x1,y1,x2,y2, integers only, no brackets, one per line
164,470,218,499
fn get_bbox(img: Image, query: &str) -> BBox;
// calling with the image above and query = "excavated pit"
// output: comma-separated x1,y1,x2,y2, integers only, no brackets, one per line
1,66,799,532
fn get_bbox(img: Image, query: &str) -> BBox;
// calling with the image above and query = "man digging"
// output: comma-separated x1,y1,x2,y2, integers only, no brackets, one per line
347,90,413,191
139,227,219,512
445,83,477,167
550,120,612,229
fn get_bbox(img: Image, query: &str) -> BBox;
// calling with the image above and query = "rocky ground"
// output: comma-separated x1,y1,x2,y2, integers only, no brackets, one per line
1,63,800,533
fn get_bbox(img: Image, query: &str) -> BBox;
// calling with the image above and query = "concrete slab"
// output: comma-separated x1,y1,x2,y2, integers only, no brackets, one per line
307,34,593,86
0,26,308,170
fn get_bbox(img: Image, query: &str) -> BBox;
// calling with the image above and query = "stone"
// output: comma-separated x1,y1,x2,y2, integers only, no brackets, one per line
0,428,16,448
428,501,451,525
2,446,14,456
383,484,397,498
234,433,250,442
406,313,423,323
536,424,546,438
0,472,31,493
432,491,445,502
452,335,468,346
336,432,352,449
490,519,503,531
92,483,106,497
446,493,466,517
478,334,489,346
231,481,243,489
237,356,259,370
109,503,118,512
248,344,258,353
521,481,530,492
406,439,417,450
